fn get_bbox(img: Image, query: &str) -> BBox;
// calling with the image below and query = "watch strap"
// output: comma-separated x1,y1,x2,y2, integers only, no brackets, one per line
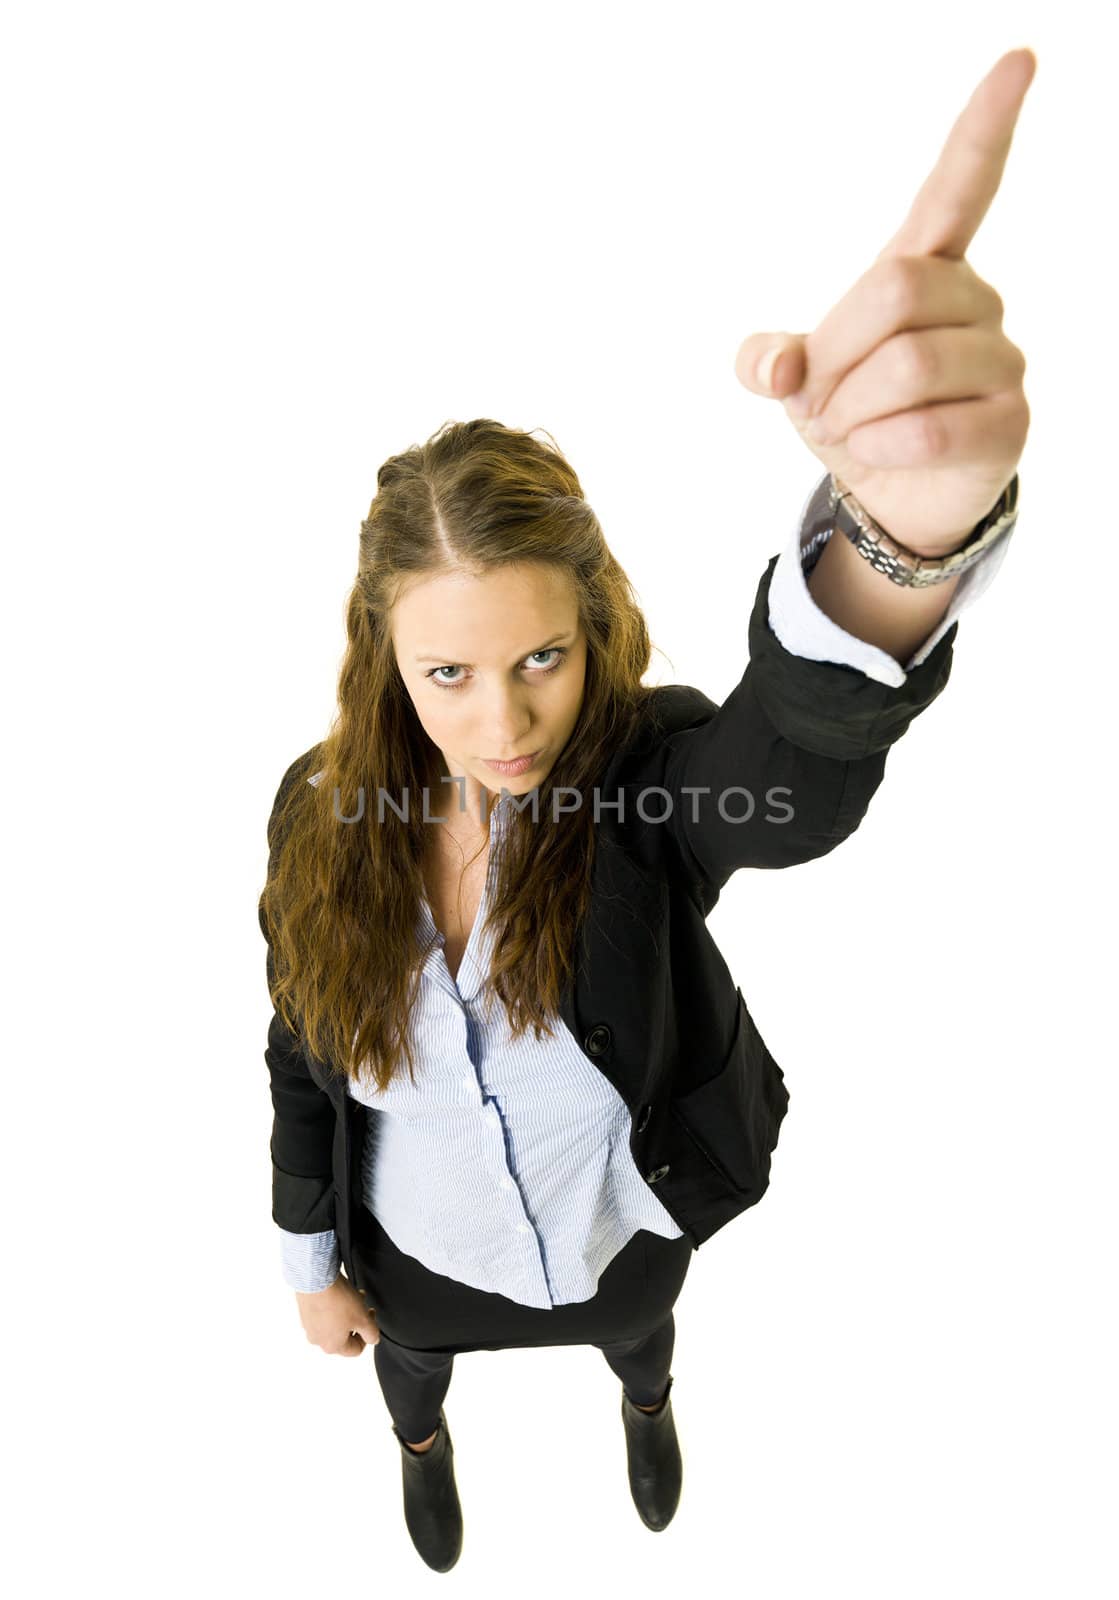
800,471,1020,588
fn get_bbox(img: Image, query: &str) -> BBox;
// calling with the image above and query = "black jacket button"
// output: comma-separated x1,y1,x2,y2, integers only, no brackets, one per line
635,1104,651,1133
585,1024,611,1056
646,1164,670,1184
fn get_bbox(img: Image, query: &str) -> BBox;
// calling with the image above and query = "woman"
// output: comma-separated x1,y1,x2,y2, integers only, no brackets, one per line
259,50,1033,1577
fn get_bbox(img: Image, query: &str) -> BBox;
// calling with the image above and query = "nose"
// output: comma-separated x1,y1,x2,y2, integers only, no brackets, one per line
480,685,533,750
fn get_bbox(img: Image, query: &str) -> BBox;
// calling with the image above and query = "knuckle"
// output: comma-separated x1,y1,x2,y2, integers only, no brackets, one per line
918,409,949,458
963,261,1005,323
879,257,925,317
896,330,936,385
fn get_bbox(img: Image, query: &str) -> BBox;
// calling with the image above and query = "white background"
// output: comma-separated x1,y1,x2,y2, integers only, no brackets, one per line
4,1,1114,1594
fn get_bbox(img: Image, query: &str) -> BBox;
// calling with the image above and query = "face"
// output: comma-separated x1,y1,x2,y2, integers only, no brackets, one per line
390,561,588,828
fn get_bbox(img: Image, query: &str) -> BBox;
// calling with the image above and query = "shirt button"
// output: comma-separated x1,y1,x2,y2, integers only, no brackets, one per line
515,1223,530,1234
500,1177,515,1191
461,1076,474,1092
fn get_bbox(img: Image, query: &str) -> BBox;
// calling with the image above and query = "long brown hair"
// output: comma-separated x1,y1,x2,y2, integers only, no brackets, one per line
259,418,654,1093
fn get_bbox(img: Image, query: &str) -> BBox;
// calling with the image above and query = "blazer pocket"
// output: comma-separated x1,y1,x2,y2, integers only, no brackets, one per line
669,987,789,1198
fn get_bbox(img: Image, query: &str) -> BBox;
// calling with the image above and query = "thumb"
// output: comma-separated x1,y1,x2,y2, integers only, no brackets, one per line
734,334,806,398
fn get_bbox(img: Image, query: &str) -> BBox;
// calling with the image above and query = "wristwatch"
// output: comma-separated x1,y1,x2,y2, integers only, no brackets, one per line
800,470,1020,589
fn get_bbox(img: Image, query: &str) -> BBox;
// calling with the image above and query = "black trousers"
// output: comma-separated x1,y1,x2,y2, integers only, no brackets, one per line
350,1204,694,1445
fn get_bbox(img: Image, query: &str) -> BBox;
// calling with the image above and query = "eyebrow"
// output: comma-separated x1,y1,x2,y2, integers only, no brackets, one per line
414,632,573,668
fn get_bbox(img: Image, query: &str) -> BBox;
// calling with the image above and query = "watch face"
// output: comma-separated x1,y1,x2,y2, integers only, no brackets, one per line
837,501,858,538
830,479,870,533
835,492,872,542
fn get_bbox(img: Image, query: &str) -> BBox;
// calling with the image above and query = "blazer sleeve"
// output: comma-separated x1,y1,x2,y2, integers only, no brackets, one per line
260,752,337,1239
643,552,958,902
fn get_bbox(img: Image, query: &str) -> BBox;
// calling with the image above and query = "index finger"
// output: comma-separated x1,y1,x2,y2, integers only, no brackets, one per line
878,47,1038,262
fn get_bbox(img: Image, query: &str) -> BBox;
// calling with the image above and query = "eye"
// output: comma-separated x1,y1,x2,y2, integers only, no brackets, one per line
425,646,568,691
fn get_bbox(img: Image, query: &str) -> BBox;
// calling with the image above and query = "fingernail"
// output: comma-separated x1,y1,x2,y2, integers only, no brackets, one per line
757,346,784,393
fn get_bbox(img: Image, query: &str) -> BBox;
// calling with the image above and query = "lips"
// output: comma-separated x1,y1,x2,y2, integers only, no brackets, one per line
482,750,540,774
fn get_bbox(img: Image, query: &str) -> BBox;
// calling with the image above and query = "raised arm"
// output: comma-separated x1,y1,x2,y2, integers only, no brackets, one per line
735,48,1035,652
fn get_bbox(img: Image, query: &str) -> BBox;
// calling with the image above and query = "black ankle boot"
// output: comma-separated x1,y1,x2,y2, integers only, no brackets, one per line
620,1374,682,1531
391,1407,463,1571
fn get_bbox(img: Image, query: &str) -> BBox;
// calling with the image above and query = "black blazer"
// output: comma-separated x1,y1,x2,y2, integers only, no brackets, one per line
262,553,958,1281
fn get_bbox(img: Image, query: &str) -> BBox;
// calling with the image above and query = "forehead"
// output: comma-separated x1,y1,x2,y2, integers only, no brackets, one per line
390,562,579,633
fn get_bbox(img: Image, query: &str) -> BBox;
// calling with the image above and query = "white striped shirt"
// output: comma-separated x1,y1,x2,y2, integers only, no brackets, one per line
279,789,685,1304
